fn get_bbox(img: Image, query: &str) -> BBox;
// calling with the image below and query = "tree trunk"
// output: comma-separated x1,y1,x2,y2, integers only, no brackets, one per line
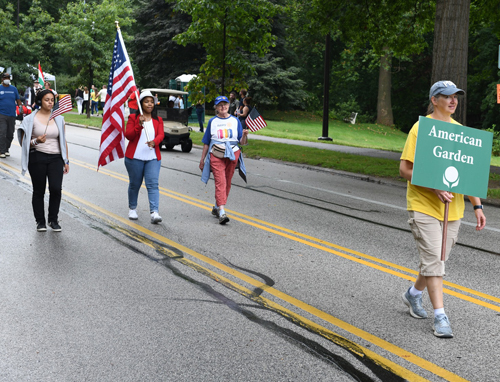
376,49,393,126
431,0,470,125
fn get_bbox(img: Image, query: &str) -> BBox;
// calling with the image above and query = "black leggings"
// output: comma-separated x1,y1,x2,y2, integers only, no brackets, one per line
82,100,89,114
28,150,64,224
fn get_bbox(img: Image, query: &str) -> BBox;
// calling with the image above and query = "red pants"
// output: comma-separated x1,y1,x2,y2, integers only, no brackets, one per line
210,150,240,207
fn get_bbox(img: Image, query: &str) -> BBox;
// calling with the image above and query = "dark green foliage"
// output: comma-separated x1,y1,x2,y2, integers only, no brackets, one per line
132,0,205,88
246,55,308,110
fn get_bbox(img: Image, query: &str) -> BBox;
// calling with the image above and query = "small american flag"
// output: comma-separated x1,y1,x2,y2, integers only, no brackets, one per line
50,94,73,120
245,107,267,132
98,28,137,168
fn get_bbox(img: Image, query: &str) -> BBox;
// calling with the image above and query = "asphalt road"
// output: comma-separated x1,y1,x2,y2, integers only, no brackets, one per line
1,124,500,382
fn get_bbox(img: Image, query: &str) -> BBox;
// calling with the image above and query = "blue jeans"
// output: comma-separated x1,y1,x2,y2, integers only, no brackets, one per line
124,157,161,212
91,100,98,114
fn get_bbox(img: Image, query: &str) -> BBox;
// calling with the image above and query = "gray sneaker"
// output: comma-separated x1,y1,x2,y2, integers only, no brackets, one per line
219,214,229,225
433,314,453,338
402,287,428,318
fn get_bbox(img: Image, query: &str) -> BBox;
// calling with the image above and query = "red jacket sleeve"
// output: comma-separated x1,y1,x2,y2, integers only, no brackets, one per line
154,117,164,146
125,113,141,141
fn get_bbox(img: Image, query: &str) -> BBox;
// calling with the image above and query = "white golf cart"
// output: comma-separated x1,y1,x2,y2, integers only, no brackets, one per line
143,88,193,153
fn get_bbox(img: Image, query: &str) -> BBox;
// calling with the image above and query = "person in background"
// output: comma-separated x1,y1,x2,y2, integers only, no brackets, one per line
238,96,253,130
199,95,249,225
400,80,486,338
237,88,247,114
173,95,184,109
82,86,90,115
75,86,84,114
196,99,204,133
128,90,139,114
228,91,239,116
154,93,160,106
25,83,36,110
91,87,99,116
0,73,22,158
124,90,165,224
98,85,107,115
44,81,57,97
17,89,69,232
168,94,176,107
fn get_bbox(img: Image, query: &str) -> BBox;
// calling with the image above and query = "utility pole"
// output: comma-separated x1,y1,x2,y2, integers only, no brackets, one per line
318,34,332,141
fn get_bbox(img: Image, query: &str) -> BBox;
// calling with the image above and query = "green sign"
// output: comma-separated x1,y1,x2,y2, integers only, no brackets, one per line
412,116,493,198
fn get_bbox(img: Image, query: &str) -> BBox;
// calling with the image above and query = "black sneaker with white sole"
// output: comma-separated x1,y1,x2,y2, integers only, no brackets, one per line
37,222,47,232
48,221,62,232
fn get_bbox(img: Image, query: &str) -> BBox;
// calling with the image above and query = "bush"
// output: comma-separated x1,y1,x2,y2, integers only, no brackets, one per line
486,125,500,156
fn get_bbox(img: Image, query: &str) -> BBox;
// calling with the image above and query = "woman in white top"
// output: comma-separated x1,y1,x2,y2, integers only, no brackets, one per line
124,91,165,223
18,89,69,232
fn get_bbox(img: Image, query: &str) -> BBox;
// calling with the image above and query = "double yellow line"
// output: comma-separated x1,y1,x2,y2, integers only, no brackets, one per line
77,158,500,313
2,158,487,381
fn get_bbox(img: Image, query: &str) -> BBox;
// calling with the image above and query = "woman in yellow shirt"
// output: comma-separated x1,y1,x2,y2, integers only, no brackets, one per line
399,81,486,338
91,87,99,116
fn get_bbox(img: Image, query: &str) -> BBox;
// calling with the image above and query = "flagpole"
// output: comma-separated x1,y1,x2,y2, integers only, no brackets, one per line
115,21,151,148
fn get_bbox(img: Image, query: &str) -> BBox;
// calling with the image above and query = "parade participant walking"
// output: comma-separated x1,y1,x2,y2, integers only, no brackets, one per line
0,73,22,158
124,90,164,224
17,89,70,232
400,80,486,338
199,95,248,225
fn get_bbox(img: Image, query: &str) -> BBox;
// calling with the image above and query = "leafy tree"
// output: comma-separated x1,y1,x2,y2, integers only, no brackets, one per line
308,0,435,126
49,0,135,94
0,1,53,87
174,0,278,102
246,55,308,110
132,0,205,88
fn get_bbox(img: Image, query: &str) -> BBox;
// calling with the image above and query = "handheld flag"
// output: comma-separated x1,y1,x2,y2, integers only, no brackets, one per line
98,27,137,168
37,62,45,87
50,94,73,120
245,107,267,132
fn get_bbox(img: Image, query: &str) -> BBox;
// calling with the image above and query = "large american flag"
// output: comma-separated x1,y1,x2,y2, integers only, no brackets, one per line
98,29,137,168
245,107,267,132
50,94,73,120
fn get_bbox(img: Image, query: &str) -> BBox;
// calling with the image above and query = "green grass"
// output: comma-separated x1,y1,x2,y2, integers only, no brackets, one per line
190,130,401,179
64,111,104,128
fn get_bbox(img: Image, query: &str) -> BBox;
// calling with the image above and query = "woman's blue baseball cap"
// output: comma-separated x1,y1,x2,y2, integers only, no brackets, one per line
429,81,465,100
214,95,229,105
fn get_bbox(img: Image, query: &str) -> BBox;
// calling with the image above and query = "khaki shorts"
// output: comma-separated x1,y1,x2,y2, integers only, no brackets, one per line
407,211,461,277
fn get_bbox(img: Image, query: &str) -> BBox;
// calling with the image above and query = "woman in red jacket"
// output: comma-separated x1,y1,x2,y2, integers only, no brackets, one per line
124,90,165,223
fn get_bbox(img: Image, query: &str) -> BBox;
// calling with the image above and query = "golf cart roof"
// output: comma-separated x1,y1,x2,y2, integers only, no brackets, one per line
143,88,188,95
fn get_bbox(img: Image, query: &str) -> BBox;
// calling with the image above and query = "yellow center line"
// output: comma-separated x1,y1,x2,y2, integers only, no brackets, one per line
1,159,469,381
62,189,462,382
70,158,500,311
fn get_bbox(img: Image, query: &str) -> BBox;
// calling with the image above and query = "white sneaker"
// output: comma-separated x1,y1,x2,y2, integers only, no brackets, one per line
151,211,162,224
128,209,138,220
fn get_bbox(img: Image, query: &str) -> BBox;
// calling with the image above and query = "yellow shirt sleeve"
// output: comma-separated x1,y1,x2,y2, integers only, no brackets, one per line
401,117,465,221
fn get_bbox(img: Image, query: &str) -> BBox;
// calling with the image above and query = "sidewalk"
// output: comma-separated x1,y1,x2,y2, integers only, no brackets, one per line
246,133,500,175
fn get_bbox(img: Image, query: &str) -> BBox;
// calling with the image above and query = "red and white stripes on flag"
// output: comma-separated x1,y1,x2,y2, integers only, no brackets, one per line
50,94,73,120
98,28,137,168
245,107,267,132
